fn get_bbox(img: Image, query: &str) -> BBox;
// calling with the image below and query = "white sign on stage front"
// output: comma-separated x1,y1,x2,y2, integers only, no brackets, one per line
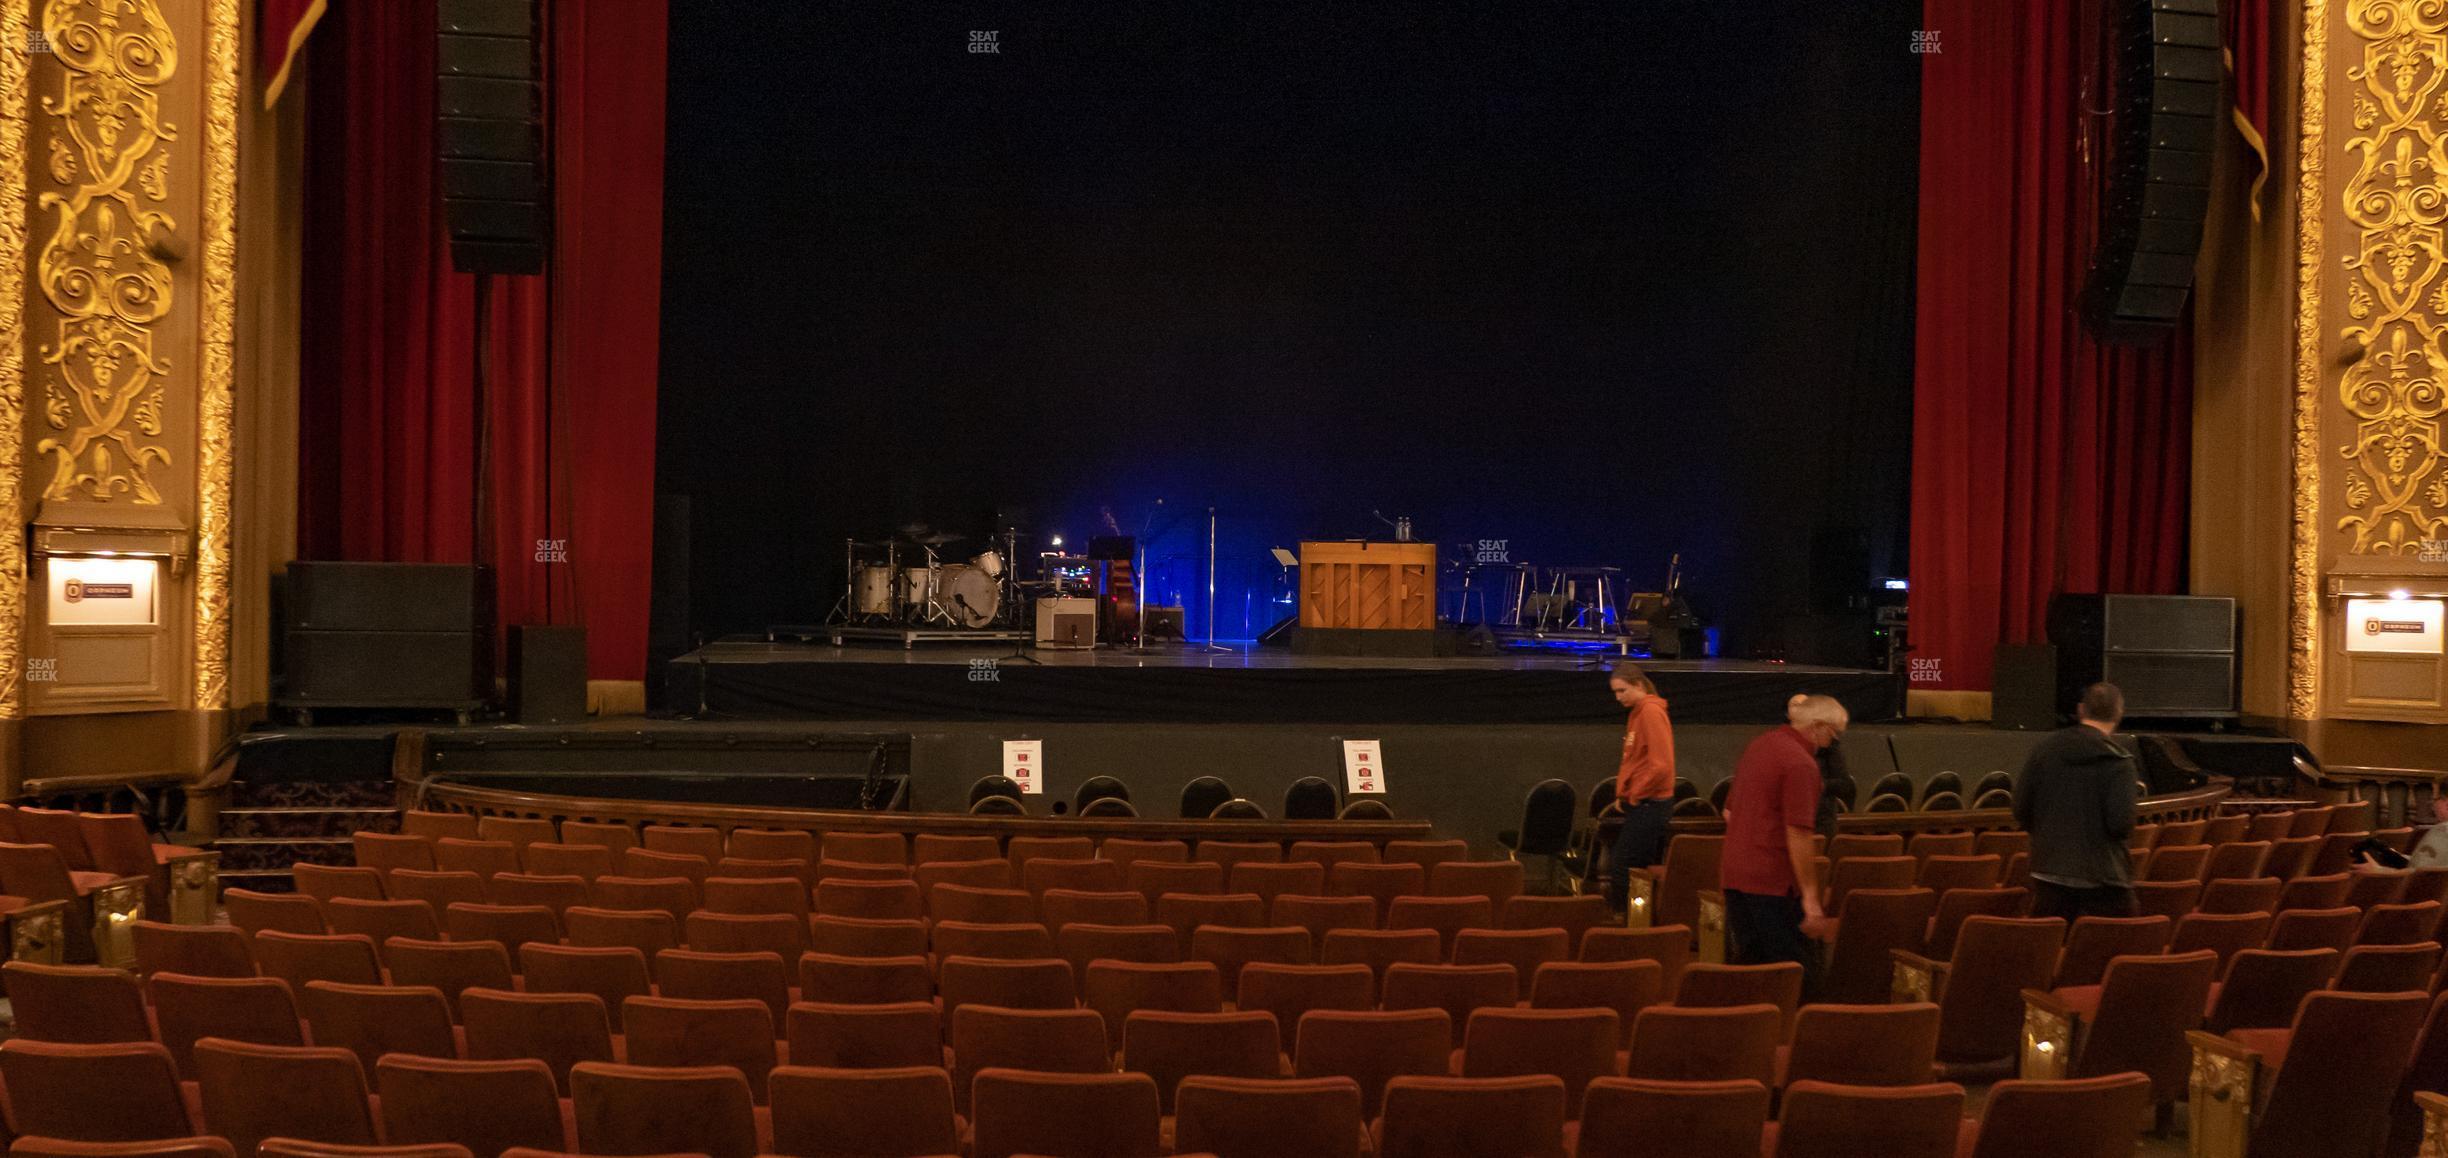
1003,739,1045,794
1343,739,1386,795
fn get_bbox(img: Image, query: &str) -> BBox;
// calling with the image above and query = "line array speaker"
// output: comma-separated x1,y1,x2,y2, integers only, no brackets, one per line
2082,0,2219,342
278,563,494,712
2046,593,2239,719
439,0,547,275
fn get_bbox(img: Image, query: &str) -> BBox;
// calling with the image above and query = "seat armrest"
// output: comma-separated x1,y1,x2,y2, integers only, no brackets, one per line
1623,868,1660,930
2020,988,2083,1081
1892,949,1950,1003
1696,889,1728,964
2414,1091,2448,1155
0,899,69,966
158,848,221,925
2188,1030,2264,1158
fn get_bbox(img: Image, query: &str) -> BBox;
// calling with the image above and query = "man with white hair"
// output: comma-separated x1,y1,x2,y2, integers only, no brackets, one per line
1719,694,1848,974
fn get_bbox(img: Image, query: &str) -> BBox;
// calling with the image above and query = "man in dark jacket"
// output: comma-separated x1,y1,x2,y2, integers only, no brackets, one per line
2013,682,2140,920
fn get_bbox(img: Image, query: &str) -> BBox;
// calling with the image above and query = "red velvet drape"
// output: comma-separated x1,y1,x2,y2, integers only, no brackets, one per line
1908,0,2193,694
297,0,667,682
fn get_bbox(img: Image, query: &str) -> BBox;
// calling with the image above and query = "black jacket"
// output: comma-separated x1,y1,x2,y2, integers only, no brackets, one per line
2012,725,2139,888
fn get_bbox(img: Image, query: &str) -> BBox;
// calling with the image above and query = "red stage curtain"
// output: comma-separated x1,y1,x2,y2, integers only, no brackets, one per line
297,0,667,682
1908,0,2194,694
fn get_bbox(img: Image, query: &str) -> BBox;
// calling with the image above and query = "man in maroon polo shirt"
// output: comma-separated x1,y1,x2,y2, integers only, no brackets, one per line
1719,694,1849,975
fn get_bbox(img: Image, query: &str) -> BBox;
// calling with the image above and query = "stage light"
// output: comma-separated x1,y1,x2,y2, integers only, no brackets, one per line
2392,588,2412,601
1051,536,1064,548
1883,578,1909,591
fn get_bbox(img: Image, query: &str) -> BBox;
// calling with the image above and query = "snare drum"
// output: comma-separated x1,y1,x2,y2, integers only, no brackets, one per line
853,564,897,616
970,549,1004,578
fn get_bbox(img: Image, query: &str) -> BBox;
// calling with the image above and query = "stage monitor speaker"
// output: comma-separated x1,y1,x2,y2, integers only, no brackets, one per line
508,625,587,724
438,0,547,275
2047,593,2239,718
2082,0,2219,342
1991,643,2061,731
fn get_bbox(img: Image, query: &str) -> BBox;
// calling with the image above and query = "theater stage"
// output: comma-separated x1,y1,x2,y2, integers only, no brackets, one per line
662,639,1904,726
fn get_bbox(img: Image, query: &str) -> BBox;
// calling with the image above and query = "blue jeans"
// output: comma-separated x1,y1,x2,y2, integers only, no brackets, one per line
1608,798,1673,907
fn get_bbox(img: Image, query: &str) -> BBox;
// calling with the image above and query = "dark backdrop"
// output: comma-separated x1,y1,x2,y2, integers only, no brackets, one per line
656,1,1920,667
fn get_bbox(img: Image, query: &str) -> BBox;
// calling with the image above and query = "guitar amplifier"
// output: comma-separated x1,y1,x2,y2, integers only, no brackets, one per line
1035,597,1097,649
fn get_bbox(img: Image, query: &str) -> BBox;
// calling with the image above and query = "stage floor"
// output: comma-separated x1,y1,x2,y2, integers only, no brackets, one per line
665,638,1903,725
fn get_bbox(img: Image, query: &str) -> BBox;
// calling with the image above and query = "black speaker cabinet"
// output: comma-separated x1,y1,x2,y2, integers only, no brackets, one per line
1992,643,2062,731
2083,0,2220,340
280,562,490,713
2047,593,2239,719
439,0,547,274
508,624,588,724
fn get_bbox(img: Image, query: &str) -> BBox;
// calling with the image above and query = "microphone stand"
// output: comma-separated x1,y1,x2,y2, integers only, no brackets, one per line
964,593,1038,664
1199,507,1230,653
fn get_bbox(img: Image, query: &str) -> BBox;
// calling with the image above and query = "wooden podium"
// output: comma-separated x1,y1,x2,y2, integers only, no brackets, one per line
1295,540,1438,655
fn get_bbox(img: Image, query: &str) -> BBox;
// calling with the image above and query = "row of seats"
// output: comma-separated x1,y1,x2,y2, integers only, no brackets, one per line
23,925,2448,1150
13,955,1938,1106
1634,815,2419,933
0,803,200,937
383,816,1457,874
0,1034,2156,1158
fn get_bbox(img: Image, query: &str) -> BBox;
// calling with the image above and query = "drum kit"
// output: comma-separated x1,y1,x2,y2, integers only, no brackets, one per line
835,525,1031,630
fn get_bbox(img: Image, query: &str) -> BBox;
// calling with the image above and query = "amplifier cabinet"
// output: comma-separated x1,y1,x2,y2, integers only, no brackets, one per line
1036,597,1097,650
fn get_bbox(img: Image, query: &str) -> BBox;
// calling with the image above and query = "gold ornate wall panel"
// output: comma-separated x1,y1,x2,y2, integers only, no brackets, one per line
191,0,232,711
32,0,181,505
2314,0,2448,724
2297,0,2330,720
0,0,239,765
0,0,29,721
2337,0,2448,555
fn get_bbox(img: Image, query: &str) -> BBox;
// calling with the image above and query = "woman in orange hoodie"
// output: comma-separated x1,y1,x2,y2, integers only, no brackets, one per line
1606,664,1677,912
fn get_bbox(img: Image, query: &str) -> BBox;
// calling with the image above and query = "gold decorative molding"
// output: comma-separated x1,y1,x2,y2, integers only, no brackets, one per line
2294,0,2330,721
2337,0,2448,556
192,0,235,710
31,0,179,505
0,0,29,720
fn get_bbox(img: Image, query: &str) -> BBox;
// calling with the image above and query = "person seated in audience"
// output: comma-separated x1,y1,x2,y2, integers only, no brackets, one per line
2403,795,2448,868
1720,694,1847,981
1606,664,1677,913
2015,682,2138,920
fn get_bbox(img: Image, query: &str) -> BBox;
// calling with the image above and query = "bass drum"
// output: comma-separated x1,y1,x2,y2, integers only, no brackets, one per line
853,564,898,616
937,564,1000,627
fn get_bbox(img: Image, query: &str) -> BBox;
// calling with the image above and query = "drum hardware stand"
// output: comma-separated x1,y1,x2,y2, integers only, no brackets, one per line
826,537,855,624
917,543,962,627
